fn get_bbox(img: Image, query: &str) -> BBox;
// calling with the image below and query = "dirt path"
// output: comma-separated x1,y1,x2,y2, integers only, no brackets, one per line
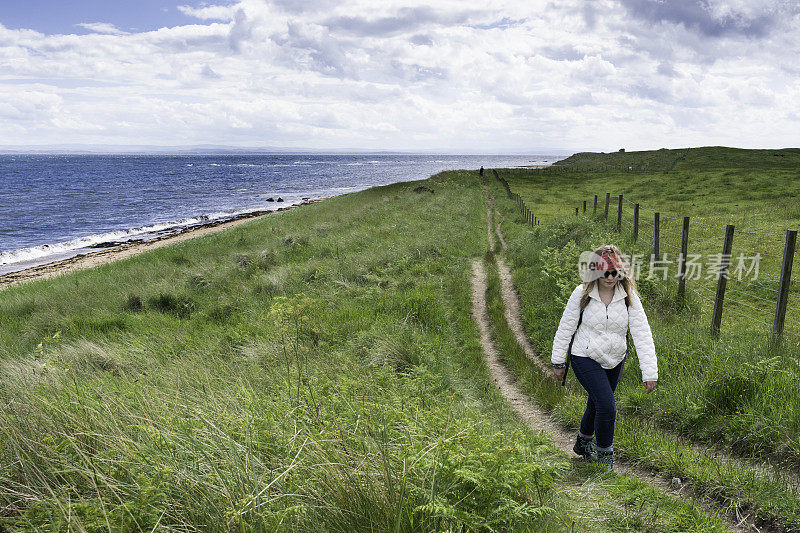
494,209,507,250
471,259,575,452
474,190,759,532
495,256,550,375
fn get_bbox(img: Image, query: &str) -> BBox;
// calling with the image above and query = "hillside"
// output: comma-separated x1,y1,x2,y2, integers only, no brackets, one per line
554,146,800,171
0,170,733,531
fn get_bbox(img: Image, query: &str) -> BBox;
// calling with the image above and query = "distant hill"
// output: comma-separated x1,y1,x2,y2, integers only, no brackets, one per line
553,146,800,171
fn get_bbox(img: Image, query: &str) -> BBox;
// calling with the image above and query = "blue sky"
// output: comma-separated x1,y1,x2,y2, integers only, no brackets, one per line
0,1,798,152
0,1,220,34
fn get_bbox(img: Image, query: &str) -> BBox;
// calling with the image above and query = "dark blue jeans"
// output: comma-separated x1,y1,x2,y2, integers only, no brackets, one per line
570,355,624,449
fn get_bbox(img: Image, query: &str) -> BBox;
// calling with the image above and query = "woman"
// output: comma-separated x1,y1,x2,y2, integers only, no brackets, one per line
551,244,657,469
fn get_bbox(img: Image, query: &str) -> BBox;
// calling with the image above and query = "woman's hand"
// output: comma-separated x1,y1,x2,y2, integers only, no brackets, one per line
644,381,656,393
553,368,566,382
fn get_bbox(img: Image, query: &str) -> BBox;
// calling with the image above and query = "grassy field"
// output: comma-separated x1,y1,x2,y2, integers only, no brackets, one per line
0,169,731,531
486,148,800,529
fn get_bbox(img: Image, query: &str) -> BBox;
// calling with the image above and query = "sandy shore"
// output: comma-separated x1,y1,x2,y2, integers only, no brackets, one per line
0,197,330,290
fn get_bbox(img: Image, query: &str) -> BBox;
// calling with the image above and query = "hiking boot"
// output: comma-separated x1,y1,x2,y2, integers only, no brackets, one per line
597,449,614,470
573,434,596,461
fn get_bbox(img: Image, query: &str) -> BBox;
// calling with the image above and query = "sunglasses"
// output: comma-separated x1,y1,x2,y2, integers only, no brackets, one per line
603,269,621,279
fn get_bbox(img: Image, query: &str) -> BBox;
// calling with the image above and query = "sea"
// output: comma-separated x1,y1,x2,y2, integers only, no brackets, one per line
0,153,562,275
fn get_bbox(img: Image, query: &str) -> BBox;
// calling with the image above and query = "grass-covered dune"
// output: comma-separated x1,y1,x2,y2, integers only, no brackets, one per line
0,172,533,531
0,170,728,531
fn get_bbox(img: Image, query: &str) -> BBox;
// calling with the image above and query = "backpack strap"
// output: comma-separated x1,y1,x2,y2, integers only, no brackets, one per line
562,307,584,386
625,297,631,357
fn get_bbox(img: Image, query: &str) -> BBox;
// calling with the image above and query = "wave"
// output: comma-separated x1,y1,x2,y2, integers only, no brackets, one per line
0,201,302,269
194,163,264,168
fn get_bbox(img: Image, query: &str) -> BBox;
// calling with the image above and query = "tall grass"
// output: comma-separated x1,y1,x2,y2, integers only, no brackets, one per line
0,171,570,531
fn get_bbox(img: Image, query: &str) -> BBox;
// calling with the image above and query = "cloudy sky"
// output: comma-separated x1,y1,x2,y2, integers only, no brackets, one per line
1,0,798,152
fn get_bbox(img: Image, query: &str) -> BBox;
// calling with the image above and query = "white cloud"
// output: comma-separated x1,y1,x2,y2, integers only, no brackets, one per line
178,4,238,21
0,0,798,151
76,22,129,35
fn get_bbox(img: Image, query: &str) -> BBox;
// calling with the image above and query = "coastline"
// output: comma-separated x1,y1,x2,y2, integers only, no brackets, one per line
0,196,331,290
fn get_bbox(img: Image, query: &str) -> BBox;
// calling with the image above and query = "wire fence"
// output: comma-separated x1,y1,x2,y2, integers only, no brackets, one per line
572,190,800,340
489,168,800,341
580,194,800,338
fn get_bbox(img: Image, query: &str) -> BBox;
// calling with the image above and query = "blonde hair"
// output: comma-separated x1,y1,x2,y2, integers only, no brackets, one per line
579,244,638,310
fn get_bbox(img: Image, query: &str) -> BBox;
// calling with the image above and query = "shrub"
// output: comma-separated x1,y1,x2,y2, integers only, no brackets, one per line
147,292,194,318
170,253,191,266
124,294,143,312
412,429,563,531
282,235,308,248
369,327,421,373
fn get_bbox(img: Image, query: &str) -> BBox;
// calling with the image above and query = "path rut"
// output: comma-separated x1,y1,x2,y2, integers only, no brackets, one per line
471,258,575,453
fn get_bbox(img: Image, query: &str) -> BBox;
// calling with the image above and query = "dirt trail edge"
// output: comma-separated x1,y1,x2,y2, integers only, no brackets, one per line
495,256,549,375
485,187,495,253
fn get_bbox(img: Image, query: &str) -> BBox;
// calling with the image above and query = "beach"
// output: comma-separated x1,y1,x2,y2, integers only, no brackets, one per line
0,154,552,283
0,197,328,289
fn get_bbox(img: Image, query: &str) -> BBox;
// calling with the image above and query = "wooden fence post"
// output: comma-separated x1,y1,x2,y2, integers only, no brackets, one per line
583,200,587,214
653,212,660,261
711,225,735,337
774,229,797,338
575,207,579,216
604,193,610,219
617,194,623,231
593,195,597,216
633,203,639,242
677,216,690,304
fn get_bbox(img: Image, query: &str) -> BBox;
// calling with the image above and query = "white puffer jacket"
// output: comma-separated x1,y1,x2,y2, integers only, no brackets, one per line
551,283,658,382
